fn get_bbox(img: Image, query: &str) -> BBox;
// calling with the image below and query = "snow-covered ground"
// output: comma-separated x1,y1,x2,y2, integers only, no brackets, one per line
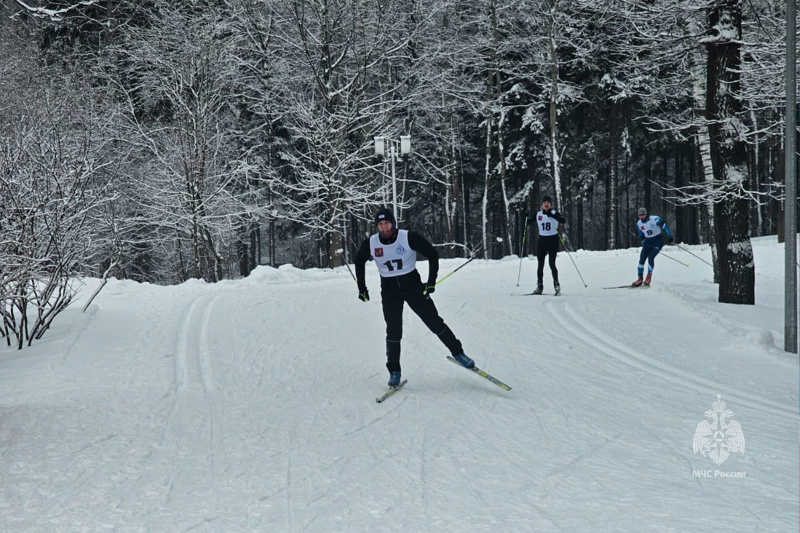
1,237,797,532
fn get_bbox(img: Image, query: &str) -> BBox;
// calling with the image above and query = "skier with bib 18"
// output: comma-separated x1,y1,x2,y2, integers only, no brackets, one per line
354,208,474,388
632,207,674,287
532,196,566,295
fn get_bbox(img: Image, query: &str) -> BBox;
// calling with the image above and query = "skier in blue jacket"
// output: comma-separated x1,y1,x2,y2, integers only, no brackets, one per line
632,207,674,287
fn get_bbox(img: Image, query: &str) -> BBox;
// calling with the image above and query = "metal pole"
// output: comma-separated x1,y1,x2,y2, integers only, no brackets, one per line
675,243,714,268
391,142,397,216
786,0,798,353
558,234,588,287
516,215,528,286
424,242,490,295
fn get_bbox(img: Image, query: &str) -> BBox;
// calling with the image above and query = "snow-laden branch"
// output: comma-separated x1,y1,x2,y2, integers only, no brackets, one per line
13,0,101,21
661,177,783,207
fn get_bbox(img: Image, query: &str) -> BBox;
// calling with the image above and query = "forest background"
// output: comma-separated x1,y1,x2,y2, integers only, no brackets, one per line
0,0,797,347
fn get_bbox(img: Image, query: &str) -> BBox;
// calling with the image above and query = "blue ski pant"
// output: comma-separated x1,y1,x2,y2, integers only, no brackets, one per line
638,244,662,274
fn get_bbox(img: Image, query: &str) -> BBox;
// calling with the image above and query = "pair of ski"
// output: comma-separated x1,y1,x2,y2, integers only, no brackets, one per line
375,356,512,403
515,290,560,296
603,284,651,289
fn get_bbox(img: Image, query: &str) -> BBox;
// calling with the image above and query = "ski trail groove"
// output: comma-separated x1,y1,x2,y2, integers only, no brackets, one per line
161,293,224,518
547,299,797,418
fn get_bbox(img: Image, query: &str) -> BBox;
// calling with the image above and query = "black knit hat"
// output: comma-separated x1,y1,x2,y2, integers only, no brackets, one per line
374,207,396,227
542,195,552,203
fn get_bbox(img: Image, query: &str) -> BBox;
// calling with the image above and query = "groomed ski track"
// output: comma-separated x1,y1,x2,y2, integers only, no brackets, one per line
0,240,796,532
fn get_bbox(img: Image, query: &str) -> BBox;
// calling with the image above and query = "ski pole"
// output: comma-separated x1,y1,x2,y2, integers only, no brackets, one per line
558,234,588,288
343,260,357,282
425,256,478,294
336,248,357,282
424,238,499,295
339,248,372,302
659,250,689,267
516,215,529,286
675,243,714,268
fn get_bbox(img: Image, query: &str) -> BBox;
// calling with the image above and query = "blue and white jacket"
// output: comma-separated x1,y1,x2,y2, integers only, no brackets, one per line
636,215,673,247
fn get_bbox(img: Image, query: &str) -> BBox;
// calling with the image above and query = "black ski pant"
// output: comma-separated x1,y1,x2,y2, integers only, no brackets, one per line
381,286,463,373
536,234,559,285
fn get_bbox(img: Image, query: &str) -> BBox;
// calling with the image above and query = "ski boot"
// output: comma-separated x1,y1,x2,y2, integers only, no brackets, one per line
388,371,402,387
631,275,643,287
452,352,475,369
554,282,561,296
532,283,544,295
644,273,652,286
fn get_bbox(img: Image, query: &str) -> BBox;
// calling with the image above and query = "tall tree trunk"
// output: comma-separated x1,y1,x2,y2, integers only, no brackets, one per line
576,192,584,249
548,4,562,207
450,119,463,256
329,230,342,269
603,163,610,251
482,102,492,259
490,0,512,256
589,176,598,249
674,148,684,241
705,0,754,304
749,104,763,235
688,16,720,280
456,121,468,250
496,107,512,255
777,136,786,243
608,104,618,249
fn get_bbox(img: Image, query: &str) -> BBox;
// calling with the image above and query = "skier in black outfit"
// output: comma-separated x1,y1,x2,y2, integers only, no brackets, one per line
355,208,474,387
531,196,566,295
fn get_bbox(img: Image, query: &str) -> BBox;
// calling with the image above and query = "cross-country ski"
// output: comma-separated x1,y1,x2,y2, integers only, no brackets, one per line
447,356,512,391
375,379,408,403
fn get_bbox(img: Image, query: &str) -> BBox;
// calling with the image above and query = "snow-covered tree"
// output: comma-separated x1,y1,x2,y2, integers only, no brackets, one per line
110,0,265,282
0,43,117,347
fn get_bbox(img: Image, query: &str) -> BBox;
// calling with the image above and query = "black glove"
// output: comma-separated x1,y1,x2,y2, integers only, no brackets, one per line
358,289,370,302
423,283,436,296
667,236,675,244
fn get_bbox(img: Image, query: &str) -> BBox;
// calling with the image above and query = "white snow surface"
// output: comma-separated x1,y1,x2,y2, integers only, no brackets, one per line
1,237,798,532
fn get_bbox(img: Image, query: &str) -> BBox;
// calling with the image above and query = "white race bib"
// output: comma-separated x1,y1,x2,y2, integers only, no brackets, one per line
537,211,559,236
370,230,417,277
638,217,664,239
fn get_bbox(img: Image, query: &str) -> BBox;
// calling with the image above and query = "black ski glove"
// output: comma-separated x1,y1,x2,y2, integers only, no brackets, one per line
358,289,370,302
423,283,436,296
667,236,675,244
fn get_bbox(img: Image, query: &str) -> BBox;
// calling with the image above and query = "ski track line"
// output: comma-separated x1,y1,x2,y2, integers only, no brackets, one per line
547,299,797,419
412,396,432,531
56,304,99,367
165,293,223,514
199,294,222,507
173,296,204,395
102,295,215,526
286,429,295,533
198,295,218,393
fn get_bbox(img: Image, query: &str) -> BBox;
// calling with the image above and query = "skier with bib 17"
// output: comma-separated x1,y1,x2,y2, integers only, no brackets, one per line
355,208,474,388
632,207,674,287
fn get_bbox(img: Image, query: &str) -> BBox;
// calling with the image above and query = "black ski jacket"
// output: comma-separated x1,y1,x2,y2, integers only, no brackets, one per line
354,230,439,293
